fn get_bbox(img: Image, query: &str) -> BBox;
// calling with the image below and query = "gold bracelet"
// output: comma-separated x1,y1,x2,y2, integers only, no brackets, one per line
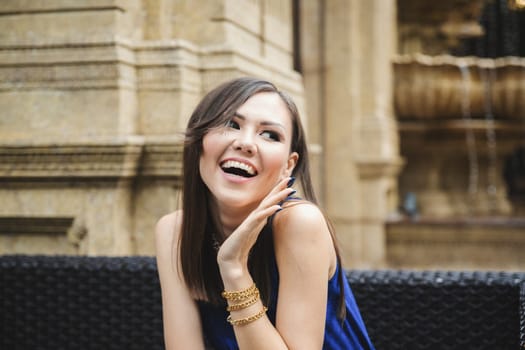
227,306,268,326
226,290,260,311
222,283,257,302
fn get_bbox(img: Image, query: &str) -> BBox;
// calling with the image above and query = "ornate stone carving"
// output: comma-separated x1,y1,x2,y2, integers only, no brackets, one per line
394,54,525,120
67,218,87,246
491,56,525,120
0,139,144,179
0,216,81,255
140,137,183,179
397,0,485,55
0,216,73,235
0,137,184,182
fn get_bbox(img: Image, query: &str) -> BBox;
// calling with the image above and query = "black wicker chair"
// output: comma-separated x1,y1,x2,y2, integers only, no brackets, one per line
1,255,164,350
1,255,524,350
347,270,525,350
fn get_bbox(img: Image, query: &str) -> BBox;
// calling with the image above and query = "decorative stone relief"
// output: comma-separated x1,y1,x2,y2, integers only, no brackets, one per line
0,140,144,179
394,54,525,120
0,216,74,235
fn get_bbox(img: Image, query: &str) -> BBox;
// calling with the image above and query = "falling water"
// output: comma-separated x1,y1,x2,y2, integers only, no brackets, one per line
458,62,479,210
480,63,499,214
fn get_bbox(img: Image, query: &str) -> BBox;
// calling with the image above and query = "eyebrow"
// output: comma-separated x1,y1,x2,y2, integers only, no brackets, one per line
233,112,286,131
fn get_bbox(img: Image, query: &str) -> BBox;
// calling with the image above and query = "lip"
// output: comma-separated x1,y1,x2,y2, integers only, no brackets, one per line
219,157,259,181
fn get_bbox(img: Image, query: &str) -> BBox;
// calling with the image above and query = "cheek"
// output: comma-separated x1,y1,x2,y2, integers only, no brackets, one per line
201,133,222,160
263,148,292,175
201,133,216,153
199,134,219,173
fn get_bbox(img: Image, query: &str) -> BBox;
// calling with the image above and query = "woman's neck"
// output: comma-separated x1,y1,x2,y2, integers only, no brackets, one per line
216,202,256,238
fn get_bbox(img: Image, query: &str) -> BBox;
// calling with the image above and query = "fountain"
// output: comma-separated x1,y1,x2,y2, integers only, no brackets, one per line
387,53,525,271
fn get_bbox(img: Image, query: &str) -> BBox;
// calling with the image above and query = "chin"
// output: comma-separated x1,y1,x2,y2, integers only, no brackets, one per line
215,189,263,209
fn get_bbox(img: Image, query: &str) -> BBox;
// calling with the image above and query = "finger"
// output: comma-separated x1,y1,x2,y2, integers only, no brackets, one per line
261,176,296,203
259,187,296,210
266,176,295,198
282,176,296,190
253,204,283,221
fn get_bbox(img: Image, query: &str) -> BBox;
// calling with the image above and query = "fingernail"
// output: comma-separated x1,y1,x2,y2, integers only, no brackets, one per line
275,207,283,213
287,177,296,188
289,189,297,196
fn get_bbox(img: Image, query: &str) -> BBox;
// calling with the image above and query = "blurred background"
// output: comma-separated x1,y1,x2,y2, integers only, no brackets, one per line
0,0,524,271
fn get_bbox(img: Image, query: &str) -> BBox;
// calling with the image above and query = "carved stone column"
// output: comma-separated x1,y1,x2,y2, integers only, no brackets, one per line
350,1,404,268
301,0,402,268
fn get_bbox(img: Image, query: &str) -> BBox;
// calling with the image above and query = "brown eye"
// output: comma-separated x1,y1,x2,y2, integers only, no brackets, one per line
260,130,280,141
226,120,240,129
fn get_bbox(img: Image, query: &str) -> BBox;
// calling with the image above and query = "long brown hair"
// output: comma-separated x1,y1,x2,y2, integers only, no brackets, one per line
179,77,346,318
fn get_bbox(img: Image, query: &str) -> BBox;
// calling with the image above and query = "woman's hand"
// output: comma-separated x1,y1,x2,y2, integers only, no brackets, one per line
217,176,295,278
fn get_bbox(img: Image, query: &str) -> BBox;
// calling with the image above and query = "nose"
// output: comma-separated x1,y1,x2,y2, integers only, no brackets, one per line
232,133,257,155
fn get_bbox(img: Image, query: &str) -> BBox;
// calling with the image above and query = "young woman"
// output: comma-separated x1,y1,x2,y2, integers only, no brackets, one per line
156,77,374,350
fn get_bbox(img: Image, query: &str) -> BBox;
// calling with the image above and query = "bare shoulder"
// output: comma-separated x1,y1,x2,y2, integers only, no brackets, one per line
154,211,206,348
273,201,335,253
155,210,183,258
273,200,337,278
274,201,331,238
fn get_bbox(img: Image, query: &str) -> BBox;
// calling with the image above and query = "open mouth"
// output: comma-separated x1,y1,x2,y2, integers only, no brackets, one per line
220,160,257,178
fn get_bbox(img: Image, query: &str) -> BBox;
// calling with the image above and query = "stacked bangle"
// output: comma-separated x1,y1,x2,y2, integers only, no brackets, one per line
226,289,259,311
222,283,267,326
226,306,268,326
222,283,258,302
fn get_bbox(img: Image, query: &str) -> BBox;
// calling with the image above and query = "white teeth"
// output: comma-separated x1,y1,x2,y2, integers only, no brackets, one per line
221,160,256,175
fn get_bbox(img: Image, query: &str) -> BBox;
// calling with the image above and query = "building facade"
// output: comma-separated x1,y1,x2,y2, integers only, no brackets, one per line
1,0,523,270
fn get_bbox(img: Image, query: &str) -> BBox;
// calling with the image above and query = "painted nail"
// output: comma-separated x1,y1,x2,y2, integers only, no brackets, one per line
289,189,297,196
287,177,296,188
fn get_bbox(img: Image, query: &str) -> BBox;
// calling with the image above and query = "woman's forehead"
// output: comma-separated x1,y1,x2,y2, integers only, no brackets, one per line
235,92,292,125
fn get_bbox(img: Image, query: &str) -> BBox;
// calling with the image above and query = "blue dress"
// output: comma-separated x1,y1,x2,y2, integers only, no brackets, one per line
197,214,375,350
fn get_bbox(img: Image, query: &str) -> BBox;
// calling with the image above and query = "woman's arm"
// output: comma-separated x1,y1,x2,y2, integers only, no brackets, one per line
156,211,206,350
217,178,335,350
273,202,336,349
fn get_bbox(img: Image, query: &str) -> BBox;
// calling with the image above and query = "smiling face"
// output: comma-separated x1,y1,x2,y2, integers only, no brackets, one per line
199,92,298,212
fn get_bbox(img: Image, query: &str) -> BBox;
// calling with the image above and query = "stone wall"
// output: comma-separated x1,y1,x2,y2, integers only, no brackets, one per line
5,0,513,272
1,0,408,270
0,0,304,256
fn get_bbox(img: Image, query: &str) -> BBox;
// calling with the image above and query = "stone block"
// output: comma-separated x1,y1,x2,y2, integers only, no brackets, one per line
223,0,261,36
0,183,135,255
139,88,200,135
263,42,293,70
171,1,226,45
0,11,117,46
0,216,79,255
222,22,263,59
132,180,181,255
0,89,134,141
263,1,292,51
0,0,143,45
387,218,525,270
